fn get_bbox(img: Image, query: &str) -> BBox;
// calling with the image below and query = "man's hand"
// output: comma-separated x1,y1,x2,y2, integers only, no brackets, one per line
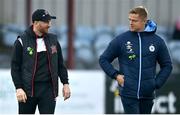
116,74,124,86
16,88,27,103
62,84,71,101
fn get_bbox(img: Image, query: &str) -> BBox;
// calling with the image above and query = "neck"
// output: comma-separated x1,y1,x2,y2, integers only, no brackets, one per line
138,25,146,32
138,28,145,32
33,25,43,36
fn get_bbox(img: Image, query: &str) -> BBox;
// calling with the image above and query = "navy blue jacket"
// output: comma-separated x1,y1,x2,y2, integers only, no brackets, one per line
99,20,172,99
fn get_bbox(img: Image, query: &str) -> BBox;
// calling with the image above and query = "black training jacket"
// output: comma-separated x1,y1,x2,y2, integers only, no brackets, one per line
11,25,69,97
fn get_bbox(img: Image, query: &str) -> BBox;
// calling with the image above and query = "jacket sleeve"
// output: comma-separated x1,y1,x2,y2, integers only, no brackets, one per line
99,38,121,79
11,39,23,89
155,39,173,89
57,41,69,84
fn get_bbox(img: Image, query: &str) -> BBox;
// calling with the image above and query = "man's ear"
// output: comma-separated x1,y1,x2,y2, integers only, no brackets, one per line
144,18,147,24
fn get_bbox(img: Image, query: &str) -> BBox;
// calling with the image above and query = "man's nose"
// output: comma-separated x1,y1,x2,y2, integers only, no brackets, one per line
129,21,133,25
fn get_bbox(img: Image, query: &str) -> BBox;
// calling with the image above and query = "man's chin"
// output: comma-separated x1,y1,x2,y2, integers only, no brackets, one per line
130,29,135,32
44,30,49,34
130,28,139,32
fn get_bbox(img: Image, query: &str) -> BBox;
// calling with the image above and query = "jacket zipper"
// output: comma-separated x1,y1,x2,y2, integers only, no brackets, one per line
137,33,142,99
31,36,38,97
45,41,56,98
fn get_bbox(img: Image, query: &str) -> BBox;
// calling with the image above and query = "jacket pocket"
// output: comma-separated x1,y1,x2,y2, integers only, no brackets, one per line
123,77,137,91
140,78,155,97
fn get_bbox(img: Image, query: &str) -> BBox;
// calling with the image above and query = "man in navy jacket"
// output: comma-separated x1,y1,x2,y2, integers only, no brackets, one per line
99,6,172,114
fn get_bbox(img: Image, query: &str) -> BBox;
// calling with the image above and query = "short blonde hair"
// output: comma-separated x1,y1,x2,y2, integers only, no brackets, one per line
129,6,148,19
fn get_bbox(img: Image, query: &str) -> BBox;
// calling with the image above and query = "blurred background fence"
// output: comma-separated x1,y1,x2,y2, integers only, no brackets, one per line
1,0,180,27
1,0,180,70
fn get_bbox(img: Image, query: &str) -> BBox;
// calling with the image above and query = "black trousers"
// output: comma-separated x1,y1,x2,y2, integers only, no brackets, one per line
18,82,56,114
121,96,154,114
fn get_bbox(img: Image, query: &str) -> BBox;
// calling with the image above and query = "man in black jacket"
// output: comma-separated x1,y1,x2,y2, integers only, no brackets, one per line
11,9,70,114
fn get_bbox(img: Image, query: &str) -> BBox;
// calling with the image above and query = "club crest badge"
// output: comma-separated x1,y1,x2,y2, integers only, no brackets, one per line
51,45,57,54
125,41,134,53
149,44,155,52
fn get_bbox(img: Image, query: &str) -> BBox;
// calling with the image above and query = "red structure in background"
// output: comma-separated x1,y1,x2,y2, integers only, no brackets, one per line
67,0,75,69
26,0,32,26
